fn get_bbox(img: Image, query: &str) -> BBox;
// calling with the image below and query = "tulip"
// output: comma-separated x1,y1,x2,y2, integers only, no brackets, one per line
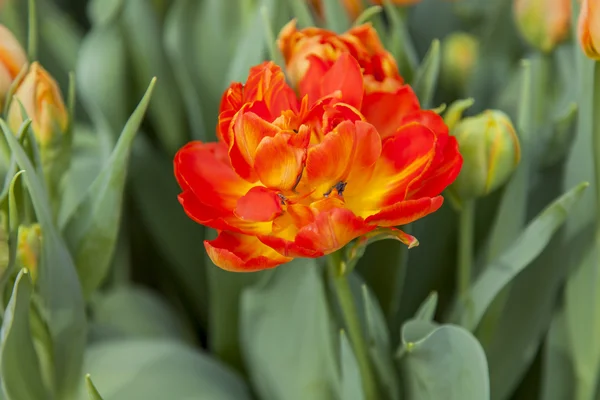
440,32,479,94
513,0,571,53
175,58,462,271
578,0,600,60
16,224,42,283
449,110,520,201
0,24,27,110
7,62,68,146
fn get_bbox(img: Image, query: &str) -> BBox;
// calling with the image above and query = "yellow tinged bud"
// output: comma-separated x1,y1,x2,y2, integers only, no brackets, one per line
16,224,42,283
514,0,571,53
0,24,27,109
449,110,521,200
441,32,479,94
578,0,600,60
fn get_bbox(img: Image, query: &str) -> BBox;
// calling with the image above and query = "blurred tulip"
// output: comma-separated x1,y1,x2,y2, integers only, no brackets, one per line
310,0,421,20
0,24,27,110
578,0,600,59
440,32,479,94
513,0,571,53
16,224,42,283
449,110,520,200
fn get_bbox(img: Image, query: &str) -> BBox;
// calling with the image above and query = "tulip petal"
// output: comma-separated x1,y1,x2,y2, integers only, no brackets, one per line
205,231,292,272
361,86,420,139
235,186,283,222
365,196,444,226
318,53,364,110
254,133,306,191
174,141,253,212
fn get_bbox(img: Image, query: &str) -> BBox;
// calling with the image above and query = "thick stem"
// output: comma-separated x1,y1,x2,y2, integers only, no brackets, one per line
457,199,475,301
327,252,379,400
592,62,600,247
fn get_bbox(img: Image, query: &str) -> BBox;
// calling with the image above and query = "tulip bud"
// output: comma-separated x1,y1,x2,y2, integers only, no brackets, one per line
309,0,421,21
449,110,521,200
440,32,479,95
16,224,42,283
513,0,571,53
578,0,600,60
0,24,27,110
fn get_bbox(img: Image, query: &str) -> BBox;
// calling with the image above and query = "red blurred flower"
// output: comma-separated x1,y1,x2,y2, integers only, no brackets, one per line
278,21,431,140
175,57,461,271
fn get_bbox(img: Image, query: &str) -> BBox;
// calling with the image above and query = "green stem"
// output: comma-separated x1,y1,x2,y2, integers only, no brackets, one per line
327,252,379,400
592,62,600,248
457,199,475,301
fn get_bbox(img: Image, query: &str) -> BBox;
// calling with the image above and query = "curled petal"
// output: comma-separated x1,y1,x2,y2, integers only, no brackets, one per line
205,231,292,272
365,196,444,226
254,132,306,191
235,186,283,222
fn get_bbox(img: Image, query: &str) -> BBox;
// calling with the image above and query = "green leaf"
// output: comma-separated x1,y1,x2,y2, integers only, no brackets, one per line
449,182,589,329
383,0,418,81
322,0,351,33
90,285,195,344
62,79,155,298
79,339,252,400
285,0,315,28
240,260,341,400
414,292,438,321
1,120,86,399
339,330,364,400
541,309,575,400
85,374,104,400
121,0,188,155
400,321,490,400
354,5,383,26
129,137,207,323
411,39,440,109
38,0,82,73
0,269,51,400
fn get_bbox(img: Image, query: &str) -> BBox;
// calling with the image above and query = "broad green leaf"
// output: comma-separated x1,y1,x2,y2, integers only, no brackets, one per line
129,137,207,323
88,0,124,25
415,292,438,321
122,0,187,155
400,321,490,400
542,309,575,400
79,339,252,400
354,6,383,26
340,331,364,400
163,0,206,141
411,39,440,109
1,120,86,399
86,375,104,400
322,0,351,33
62,79,155,298
450,182,588,329
38,0,82,73
0,270,50,400
285,0,315,28
383,0,418,81
240,260,341,400
90,285,195,344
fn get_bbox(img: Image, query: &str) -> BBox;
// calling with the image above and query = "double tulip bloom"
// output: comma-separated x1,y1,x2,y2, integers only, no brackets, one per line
175,23,462,271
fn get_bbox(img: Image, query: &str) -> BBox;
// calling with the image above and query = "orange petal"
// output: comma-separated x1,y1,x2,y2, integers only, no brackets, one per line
318,53,364,110
361,86,420,139
235,186,283,222
229,110,281,181
254,132,306,191
205,231,292,272
365,196,444,226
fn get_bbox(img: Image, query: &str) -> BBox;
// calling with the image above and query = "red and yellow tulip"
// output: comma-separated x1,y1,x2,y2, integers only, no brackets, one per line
175,47,461,271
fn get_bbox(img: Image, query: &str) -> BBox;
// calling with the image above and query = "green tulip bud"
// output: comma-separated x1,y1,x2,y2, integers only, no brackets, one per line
16,224,42,283
449,110,521,200
440,32,479,95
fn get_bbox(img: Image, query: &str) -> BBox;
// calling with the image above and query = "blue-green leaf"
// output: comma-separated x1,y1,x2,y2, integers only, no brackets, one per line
411,39,441,109
339,330,364,400
85,374,104,400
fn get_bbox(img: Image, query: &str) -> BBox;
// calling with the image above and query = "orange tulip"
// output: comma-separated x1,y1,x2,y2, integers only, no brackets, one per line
513,0,571,53
0,24,27,109
7,62,68,145
310,0,421,21
578,0,600,59
175,56,462,271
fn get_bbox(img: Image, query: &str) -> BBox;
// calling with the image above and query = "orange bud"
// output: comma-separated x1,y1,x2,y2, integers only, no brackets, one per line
513,0,571,53
16,224,42,283
0,24,27,109
7,62,67,145
578,0,600,60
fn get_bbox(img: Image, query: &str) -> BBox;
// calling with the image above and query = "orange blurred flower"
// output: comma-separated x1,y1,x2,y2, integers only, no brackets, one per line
0,24,27,109
175,57,461,271
7,62,68,145
578,0,600,59
310,0,421,21
513,0,571,53
278,20,429,139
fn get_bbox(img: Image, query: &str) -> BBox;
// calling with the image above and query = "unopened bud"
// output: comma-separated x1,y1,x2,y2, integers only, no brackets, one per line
16,224,42,283
578,0,600,60
440,32,479,94
0,24,27,110
449,110,521,200
514,0,571,53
